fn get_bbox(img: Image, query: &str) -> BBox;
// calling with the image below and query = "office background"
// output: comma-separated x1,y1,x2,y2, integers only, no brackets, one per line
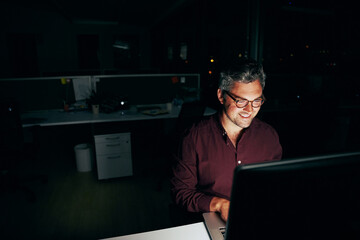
1,0,360,239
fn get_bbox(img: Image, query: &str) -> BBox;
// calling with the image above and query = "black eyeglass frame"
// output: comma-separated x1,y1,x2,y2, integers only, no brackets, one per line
224,90,265,108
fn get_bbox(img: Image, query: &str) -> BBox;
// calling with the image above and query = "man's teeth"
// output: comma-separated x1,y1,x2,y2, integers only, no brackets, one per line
240,113,250,118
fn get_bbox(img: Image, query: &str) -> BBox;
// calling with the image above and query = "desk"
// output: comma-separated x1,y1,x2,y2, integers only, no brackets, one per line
21,104,217,178
21,104,217,127
102,222,210,240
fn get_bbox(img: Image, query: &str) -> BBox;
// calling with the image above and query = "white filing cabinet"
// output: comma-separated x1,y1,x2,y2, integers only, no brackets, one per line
94,132,133,180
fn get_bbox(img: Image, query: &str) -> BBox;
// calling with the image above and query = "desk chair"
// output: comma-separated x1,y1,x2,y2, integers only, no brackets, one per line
175,100,207,138
143,100,208,226
168,101,210,225
170,100,207,161
0,101,47,202
148,101,207,192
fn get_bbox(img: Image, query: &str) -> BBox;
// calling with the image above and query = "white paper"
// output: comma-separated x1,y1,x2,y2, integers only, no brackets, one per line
72,78,91,101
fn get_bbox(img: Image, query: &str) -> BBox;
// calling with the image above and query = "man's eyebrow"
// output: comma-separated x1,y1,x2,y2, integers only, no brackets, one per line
230,93,263,100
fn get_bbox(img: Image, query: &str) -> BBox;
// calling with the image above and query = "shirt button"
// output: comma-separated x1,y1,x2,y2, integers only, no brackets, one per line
237,160,242,165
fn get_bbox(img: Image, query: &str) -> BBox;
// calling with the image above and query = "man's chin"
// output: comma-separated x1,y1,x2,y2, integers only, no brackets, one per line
237,118,253,129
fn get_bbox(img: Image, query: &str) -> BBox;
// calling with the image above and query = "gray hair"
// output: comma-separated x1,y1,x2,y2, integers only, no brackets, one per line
218,58,266,92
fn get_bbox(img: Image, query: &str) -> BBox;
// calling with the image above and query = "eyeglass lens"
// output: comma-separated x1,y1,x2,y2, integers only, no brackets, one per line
225,91,263,108
236,99,263,108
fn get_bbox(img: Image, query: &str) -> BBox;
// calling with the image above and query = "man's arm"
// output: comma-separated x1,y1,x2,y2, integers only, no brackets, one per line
171,152,213,213
170,130,214,213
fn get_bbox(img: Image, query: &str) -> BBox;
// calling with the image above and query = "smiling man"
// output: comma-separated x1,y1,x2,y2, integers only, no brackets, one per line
171,58,282,222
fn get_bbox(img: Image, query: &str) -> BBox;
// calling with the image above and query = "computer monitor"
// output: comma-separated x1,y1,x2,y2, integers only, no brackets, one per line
226,152,360,240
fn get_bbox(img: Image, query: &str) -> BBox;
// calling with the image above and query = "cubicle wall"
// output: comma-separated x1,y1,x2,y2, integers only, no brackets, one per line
0,74,200,112
0,76,90,112
93,74,200,105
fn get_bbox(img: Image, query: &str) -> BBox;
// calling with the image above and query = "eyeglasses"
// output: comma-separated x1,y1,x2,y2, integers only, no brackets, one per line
224,91,265,108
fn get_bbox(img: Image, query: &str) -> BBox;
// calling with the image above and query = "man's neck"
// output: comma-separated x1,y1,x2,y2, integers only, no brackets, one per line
220,111,244,147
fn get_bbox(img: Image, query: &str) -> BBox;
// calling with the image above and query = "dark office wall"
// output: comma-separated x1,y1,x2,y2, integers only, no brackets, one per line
0,3,150,78
77,34,100,70
1,4,75,77
7,33,39,77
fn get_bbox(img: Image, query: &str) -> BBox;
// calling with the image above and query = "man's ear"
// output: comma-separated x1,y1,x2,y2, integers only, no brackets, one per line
217,89,224,105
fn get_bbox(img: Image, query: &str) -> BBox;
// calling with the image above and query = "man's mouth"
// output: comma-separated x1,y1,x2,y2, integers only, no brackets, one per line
239,112,251,118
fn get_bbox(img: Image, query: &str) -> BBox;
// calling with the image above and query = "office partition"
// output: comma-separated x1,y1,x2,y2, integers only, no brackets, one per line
0,74,201,112
0,76,91,112
93,74,200,105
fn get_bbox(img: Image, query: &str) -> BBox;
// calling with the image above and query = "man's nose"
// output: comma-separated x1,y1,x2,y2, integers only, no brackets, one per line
243,102,253,112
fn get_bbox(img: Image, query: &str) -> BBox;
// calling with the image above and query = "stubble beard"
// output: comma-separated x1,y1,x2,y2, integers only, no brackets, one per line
224,108,254,130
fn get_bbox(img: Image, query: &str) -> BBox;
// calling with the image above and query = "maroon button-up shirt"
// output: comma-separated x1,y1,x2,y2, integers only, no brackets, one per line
171,113,282,213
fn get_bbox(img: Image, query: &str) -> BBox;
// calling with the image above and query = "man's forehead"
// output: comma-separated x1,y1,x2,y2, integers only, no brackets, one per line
231,80,262,90
229,80,263,98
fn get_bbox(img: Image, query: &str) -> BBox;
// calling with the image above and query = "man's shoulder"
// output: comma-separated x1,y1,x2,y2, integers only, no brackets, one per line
193,113,218,128
185,113,219,135
249,118,283,160
251,118,278,135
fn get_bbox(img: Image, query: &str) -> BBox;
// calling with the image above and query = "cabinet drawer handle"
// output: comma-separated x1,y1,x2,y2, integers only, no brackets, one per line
105,137,120,140
106,143,121,147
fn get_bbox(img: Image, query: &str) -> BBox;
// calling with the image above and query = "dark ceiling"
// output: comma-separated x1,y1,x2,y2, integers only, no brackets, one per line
6,0,356,30
6,0,192,28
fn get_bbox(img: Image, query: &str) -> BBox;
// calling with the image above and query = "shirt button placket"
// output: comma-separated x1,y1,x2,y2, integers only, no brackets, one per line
237,160,242,165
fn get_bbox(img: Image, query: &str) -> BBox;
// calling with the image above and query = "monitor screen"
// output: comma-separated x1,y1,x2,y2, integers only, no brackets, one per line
226,152,360,240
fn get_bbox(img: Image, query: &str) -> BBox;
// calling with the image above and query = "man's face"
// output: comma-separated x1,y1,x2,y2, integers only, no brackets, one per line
217,80,263,130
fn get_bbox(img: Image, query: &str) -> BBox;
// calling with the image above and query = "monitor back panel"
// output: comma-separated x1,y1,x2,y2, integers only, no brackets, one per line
226,153,360,240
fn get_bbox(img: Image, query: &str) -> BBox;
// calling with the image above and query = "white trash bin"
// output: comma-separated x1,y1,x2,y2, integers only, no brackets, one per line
74,143,94,172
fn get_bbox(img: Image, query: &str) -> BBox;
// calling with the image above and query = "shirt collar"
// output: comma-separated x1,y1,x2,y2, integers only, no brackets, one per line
213,112,228,141
213,111,255,142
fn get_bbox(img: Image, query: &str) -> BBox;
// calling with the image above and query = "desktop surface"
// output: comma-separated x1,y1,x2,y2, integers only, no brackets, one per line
21,104,217,127
102,222,210,240
21,104,179,127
